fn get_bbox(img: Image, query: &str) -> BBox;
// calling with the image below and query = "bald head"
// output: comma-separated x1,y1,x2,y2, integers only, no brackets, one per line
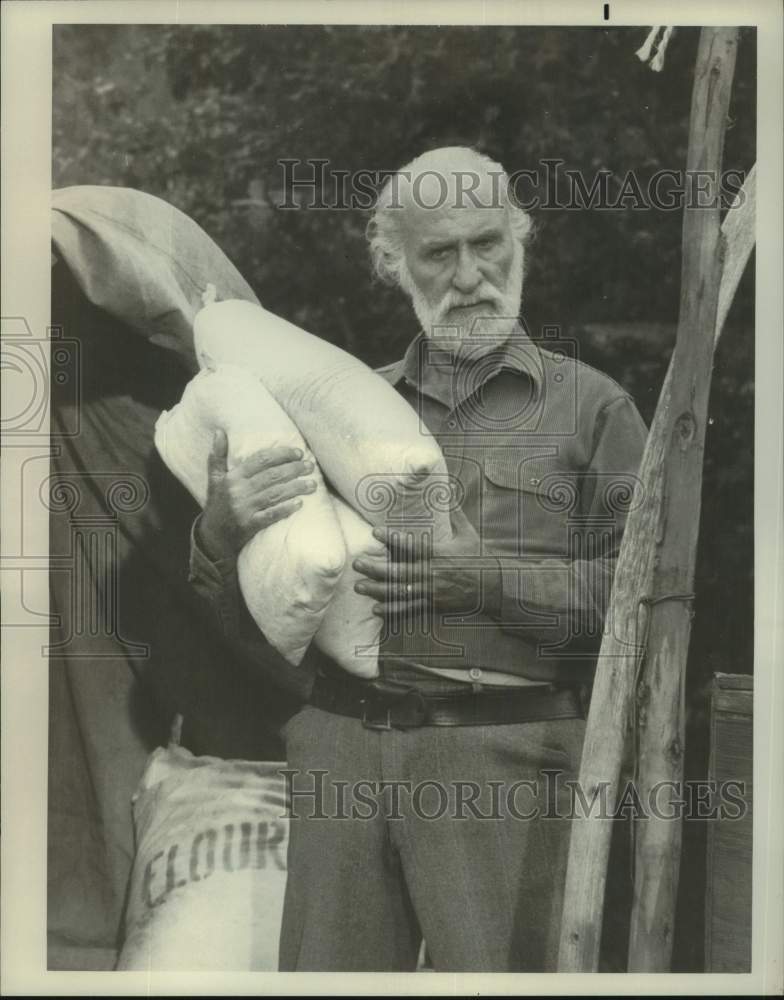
391,147,508,214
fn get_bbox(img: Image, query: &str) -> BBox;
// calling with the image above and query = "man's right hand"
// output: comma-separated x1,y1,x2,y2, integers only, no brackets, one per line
197,429,317,561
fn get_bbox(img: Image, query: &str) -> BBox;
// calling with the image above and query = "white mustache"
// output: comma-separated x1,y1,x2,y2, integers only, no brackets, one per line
435,285,505,320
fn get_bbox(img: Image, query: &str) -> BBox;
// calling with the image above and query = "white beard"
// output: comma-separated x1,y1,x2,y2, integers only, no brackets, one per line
401,239,525,353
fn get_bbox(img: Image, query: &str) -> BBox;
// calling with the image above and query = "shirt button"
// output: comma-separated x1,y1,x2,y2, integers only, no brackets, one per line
468,667,482,681
447,420,457,429
529,477,541,486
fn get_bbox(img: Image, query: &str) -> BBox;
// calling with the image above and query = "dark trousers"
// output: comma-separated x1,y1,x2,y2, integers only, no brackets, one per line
278,675,586,972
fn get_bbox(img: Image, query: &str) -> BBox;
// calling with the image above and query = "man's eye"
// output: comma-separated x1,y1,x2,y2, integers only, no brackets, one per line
429,247,451,261
475,238,497,251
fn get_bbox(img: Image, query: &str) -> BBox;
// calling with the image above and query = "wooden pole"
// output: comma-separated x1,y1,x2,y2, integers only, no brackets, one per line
557,28,742,972
627,28,741,970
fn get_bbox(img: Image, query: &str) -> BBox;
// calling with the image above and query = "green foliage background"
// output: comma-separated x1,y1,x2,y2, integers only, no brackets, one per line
53,24,756,970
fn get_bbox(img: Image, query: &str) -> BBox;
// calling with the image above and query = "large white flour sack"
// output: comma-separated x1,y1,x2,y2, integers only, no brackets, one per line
155,365,345,665
194,300,454,545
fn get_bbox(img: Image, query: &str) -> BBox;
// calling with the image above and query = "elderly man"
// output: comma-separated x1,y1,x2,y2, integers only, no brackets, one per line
190,146,647,971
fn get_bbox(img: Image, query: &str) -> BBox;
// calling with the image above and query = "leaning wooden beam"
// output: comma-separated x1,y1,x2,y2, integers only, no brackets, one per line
557,27,742,972
627,28,742,970
715,164,756,337
622,161,755,971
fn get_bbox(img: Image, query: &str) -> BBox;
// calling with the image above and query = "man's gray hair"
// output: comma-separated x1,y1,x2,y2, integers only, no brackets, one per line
367,147,533,287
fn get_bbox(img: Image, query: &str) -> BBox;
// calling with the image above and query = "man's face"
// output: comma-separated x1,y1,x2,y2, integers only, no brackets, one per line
399,198,523,343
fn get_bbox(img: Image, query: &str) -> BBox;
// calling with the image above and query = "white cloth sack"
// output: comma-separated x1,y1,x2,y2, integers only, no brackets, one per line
194,300,454,544
155,365,344,666
315,500,386,675
116,745,289,972
155,365,383,676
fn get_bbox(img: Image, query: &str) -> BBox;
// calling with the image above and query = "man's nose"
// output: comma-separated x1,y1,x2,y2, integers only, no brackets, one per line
452,246,482,294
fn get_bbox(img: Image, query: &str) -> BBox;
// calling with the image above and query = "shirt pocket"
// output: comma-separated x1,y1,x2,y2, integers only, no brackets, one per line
481,453,578,556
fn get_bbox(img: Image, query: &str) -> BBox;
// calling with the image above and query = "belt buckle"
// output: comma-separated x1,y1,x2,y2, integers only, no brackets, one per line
360,698,393,731
360,689,428,730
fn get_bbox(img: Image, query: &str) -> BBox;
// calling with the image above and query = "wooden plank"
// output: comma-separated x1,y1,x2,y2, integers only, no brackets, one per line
714,671,754,691
705,675,753,972
557,29,747,972
714,689,753,716
716,165,756,335
628,29,740,970
557,158,754,969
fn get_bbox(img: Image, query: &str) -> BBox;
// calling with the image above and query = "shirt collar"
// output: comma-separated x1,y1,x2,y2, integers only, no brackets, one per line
386,318,543,400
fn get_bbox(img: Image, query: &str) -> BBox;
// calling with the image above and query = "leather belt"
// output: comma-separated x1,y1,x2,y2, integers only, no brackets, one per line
309,669,587,730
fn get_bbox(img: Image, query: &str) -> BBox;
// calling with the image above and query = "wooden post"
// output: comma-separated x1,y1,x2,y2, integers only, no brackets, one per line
557,28,742,972
627,28,740,970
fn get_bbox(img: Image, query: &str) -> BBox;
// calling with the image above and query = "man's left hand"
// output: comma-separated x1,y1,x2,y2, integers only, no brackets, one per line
353,507,499,618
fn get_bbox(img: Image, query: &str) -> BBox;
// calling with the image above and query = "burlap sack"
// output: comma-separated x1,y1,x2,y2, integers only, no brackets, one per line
116,745,289,971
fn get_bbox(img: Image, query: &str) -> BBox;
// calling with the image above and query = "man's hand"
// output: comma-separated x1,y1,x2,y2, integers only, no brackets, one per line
353,507,499,618
197,429,317,561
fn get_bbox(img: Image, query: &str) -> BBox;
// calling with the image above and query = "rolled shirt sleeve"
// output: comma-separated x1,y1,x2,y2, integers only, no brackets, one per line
187,513,318,700
188,513,244,639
